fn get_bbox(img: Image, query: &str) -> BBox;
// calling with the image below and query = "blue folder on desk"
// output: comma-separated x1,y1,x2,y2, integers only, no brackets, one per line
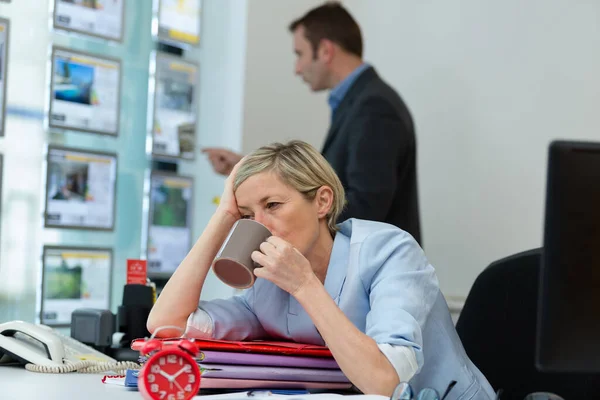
125,369,139,388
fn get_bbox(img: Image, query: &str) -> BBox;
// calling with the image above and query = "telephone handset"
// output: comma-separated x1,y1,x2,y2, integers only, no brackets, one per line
0,320,139,373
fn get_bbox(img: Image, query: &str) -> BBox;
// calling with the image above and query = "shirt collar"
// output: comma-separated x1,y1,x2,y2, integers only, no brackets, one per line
323,228,351,300
328,63,370,112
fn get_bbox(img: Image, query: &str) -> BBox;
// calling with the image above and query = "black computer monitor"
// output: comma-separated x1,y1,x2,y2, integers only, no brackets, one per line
536,140,600,373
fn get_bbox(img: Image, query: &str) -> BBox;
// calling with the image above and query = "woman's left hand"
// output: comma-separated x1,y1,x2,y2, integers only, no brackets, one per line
251,236,316,296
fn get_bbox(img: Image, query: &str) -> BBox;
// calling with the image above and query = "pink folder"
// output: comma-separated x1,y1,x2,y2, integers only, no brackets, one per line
200,378,352,390
198,350,340,369
200,363,349,383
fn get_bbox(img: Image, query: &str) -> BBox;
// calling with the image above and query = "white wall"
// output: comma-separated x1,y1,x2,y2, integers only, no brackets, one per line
185,0,249,301
239,0,600,299
343,0,600,297
241,0,329,154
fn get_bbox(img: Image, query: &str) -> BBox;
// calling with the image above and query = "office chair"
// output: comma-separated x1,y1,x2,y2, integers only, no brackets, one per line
455,249,600,400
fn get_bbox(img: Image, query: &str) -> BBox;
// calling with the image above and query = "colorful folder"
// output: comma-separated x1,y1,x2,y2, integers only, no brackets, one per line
131,338,333,357
130,338,350,390
200,363,349,382
124,369,352,390
196,350,340,369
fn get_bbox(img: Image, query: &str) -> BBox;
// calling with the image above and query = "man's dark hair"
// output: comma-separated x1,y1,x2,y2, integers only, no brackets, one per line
289,2,363,59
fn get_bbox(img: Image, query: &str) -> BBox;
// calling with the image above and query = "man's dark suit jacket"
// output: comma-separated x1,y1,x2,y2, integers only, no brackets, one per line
321,66,422,244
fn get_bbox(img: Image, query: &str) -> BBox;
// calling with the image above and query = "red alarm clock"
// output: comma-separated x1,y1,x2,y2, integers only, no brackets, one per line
138,327,201,400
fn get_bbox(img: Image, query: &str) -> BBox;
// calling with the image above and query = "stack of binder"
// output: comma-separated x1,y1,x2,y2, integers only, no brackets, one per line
132,338,352,390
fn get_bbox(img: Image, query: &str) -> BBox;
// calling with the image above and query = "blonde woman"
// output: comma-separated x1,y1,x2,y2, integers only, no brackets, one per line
148,141,494,399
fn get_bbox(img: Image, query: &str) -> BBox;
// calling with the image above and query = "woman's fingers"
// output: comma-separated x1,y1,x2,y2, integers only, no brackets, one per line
251,250,268,268
259,240,277,255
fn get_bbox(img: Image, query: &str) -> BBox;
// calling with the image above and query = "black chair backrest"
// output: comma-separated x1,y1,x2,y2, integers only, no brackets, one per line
455,248,600,400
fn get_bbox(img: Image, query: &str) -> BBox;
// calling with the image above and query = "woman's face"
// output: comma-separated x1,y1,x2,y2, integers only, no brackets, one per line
235,171,325,256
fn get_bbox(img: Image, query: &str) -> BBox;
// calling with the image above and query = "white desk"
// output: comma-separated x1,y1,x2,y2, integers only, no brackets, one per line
0,365,140,400
0,366,383,400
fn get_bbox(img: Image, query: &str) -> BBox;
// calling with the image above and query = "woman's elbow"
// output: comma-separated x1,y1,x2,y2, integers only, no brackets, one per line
358,365,400,396
380,373,401,397
146,309,162,335
146,308,186,337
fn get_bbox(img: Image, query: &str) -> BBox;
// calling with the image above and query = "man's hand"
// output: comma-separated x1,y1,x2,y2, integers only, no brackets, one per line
201,148,244,176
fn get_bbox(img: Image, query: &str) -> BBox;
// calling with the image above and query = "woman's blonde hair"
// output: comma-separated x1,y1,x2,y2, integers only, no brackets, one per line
233,140,346,234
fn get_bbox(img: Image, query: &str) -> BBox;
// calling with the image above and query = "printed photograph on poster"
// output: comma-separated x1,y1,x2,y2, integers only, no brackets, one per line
152,53,197,159
41,246,112,326
53,0,125,42
45,146,117,230
147,172,193,276
156,0,202,46
0,18,9,137
49,47,121,136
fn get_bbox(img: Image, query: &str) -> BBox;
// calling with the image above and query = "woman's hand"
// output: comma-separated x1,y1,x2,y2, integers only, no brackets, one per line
251,236,317,296
216,157,245,220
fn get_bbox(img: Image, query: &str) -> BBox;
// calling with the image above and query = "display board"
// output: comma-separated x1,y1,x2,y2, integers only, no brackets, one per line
45,146,117,230
156,0,202,46
147,172,193,277
0,18,9,137
49,46,121,136
151,53,198,159
41,246,112,326
53,0,125,42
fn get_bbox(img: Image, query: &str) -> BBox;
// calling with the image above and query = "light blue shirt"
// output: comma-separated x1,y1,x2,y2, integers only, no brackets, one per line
199,219,495,400
328,63,371,115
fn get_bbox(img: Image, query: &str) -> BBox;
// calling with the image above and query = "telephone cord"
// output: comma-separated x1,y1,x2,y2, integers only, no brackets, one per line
25,360,141,374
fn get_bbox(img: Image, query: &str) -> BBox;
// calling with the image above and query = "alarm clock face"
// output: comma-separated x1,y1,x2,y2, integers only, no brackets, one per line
139,349,201,400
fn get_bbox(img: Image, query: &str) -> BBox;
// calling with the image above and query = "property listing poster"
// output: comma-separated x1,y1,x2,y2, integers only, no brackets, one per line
153,54,197,159
148,173,193,275
158,0,202,46
45,147,117,230
41,247,112,326
0,19,8,136
50,47,121,135
54,0,125,41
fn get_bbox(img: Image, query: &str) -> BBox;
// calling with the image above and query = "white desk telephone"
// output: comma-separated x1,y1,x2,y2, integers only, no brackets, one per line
0,320,139,373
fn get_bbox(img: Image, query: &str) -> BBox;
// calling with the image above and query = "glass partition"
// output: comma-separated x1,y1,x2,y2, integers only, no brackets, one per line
0,0,241,325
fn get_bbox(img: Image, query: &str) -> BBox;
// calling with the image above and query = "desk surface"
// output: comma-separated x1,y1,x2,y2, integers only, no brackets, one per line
0,365,140,400
0,366,380,400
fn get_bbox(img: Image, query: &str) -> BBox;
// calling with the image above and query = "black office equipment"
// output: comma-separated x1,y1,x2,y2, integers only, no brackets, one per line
70,308,115,351
536,140,600,373
116,284,153,346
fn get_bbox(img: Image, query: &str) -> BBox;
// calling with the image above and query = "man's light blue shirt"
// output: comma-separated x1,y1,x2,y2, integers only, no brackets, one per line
328,63,371,116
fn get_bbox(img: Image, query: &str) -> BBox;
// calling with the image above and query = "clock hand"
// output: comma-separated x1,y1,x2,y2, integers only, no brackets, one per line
174,380,184,392
159,370,173,381
171,366,188,380
159,370,174,389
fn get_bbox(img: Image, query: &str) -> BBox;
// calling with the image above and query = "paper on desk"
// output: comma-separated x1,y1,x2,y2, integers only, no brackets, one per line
101,374,125,386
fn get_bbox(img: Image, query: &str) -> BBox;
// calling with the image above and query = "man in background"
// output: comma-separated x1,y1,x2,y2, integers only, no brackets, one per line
203,2,421,244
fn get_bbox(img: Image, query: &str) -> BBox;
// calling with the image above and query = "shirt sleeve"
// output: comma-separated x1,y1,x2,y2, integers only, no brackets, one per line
185,301,419,381
184,289,267,341
378,343,419,382
360,226,439,370
185,308,214,339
